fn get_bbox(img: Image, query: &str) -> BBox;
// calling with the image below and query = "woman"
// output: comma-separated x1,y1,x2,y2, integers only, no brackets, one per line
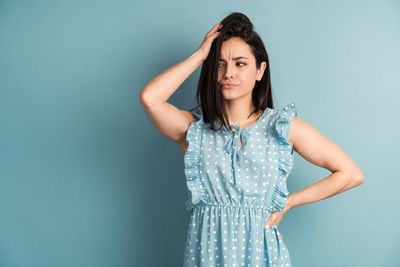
139,12,364,267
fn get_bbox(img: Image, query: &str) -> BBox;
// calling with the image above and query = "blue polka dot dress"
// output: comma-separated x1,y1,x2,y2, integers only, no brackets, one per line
182,102,297,267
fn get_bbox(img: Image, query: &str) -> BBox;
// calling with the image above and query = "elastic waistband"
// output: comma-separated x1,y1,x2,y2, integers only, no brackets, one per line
189,202,274,213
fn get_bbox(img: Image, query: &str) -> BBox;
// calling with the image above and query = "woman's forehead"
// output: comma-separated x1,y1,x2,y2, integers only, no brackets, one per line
220,38,253,59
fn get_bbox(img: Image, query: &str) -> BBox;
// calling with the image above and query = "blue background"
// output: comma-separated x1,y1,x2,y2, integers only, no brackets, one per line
1,0,399,266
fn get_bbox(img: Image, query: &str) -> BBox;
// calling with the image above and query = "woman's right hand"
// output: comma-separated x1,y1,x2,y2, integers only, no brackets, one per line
196,23,223,61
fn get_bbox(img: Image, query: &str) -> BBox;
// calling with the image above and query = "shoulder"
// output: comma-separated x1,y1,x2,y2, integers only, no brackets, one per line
288,117,302,144
179,104,202,126
274,102,297,119
188,104,202,122
270,101,298,143
177,104,203,155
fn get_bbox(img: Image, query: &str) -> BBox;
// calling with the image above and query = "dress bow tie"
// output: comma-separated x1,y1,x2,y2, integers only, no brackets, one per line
224,125,248,153
224,125,249,184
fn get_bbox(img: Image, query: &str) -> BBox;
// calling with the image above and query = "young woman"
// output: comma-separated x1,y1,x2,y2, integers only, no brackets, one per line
139,12,364,267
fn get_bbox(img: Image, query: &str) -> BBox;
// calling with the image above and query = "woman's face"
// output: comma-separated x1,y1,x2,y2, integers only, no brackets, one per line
217,37,266,101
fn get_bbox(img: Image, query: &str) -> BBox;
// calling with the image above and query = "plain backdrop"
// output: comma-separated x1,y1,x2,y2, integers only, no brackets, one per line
0,0,399,266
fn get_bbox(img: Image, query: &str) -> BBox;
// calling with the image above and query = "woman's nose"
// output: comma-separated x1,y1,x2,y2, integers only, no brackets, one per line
224,63,235,78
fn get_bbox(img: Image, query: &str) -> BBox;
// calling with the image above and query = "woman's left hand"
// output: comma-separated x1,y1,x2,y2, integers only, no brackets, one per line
264,203,291,240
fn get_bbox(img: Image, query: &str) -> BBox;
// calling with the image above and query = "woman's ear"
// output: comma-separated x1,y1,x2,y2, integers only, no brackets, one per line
256,61,267,81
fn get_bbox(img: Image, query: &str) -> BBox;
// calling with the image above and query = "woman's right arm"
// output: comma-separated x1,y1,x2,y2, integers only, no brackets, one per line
139,50,204,145
139,23,222,150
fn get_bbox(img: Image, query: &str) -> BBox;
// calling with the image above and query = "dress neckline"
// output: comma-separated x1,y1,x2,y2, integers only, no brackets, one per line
222,107,272,133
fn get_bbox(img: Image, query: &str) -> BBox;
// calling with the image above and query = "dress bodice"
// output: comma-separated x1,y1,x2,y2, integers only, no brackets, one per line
183,102,298,214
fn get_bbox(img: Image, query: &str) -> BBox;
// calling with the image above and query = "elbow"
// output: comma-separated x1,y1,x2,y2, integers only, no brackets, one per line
139,90,156,108
139,89,162,107
339,169,364,187
354,171,365,186
139,90,149,104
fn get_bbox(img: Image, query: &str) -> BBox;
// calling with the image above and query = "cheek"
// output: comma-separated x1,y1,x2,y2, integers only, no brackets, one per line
218,70,223,81
244,71,257,84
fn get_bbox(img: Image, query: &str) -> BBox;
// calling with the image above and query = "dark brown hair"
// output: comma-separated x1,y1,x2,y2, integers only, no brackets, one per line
194,12,274,132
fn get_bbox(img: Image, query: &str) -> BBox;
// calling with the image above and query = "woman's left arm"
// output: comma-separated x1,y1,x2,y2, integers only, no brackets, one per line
286,117,365,210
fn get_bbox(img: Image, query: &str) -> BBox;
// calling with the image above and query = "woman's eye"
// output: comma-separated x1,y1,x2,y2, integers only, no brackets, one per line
218,63,245,67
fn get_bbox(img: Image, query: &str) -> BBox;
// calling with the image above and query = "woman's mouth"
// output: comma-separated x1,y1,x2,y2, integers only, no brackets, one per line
222,83,238,89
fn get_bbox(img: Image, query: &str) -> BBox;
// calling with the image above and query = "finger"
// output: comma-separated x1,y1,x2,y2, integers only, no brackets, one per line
206,30,221,40
212,31,221,37
209,23,220,32
207,25,220,36
212,23,222,32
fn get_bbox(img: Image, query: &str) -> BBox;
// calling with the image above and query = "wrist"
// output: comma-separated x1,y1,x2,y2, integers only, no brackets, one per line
285,195,295,211
190,50,205,63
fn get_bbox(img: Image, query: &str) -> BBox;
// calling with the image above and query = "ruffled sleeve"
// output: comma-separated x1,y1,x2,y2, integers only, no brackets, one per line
188,104,202,122
270,101,297,212
184,104,208,212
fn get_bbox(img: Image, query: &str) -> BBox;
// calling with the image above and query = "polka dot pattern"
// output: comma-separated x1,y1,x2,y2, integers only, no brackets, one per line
182,102,297,266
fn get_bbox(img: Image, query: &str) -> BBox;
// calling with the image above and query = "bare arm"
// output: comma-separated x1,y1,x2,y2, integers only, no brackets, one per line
286,117,365,210
139,23,222,148
139,50,204,144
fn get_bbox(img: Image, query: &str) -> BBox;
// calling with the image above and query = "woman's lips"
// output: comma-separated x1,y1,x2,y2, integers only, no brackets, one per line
222,84,238,89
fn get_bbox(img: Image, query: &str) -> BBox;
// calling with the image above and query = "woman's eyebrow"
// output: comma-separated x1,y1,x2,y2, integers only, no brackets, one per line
219,56,248,61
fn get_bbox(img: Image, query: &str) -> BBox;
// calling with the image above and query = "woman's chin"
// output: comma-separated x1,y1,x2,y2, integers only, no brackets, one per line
221,93,237,101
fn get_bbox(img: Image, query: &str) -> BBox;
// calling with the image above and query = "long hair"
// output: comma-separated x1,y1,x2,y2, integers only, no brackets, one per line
194,12,274,132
